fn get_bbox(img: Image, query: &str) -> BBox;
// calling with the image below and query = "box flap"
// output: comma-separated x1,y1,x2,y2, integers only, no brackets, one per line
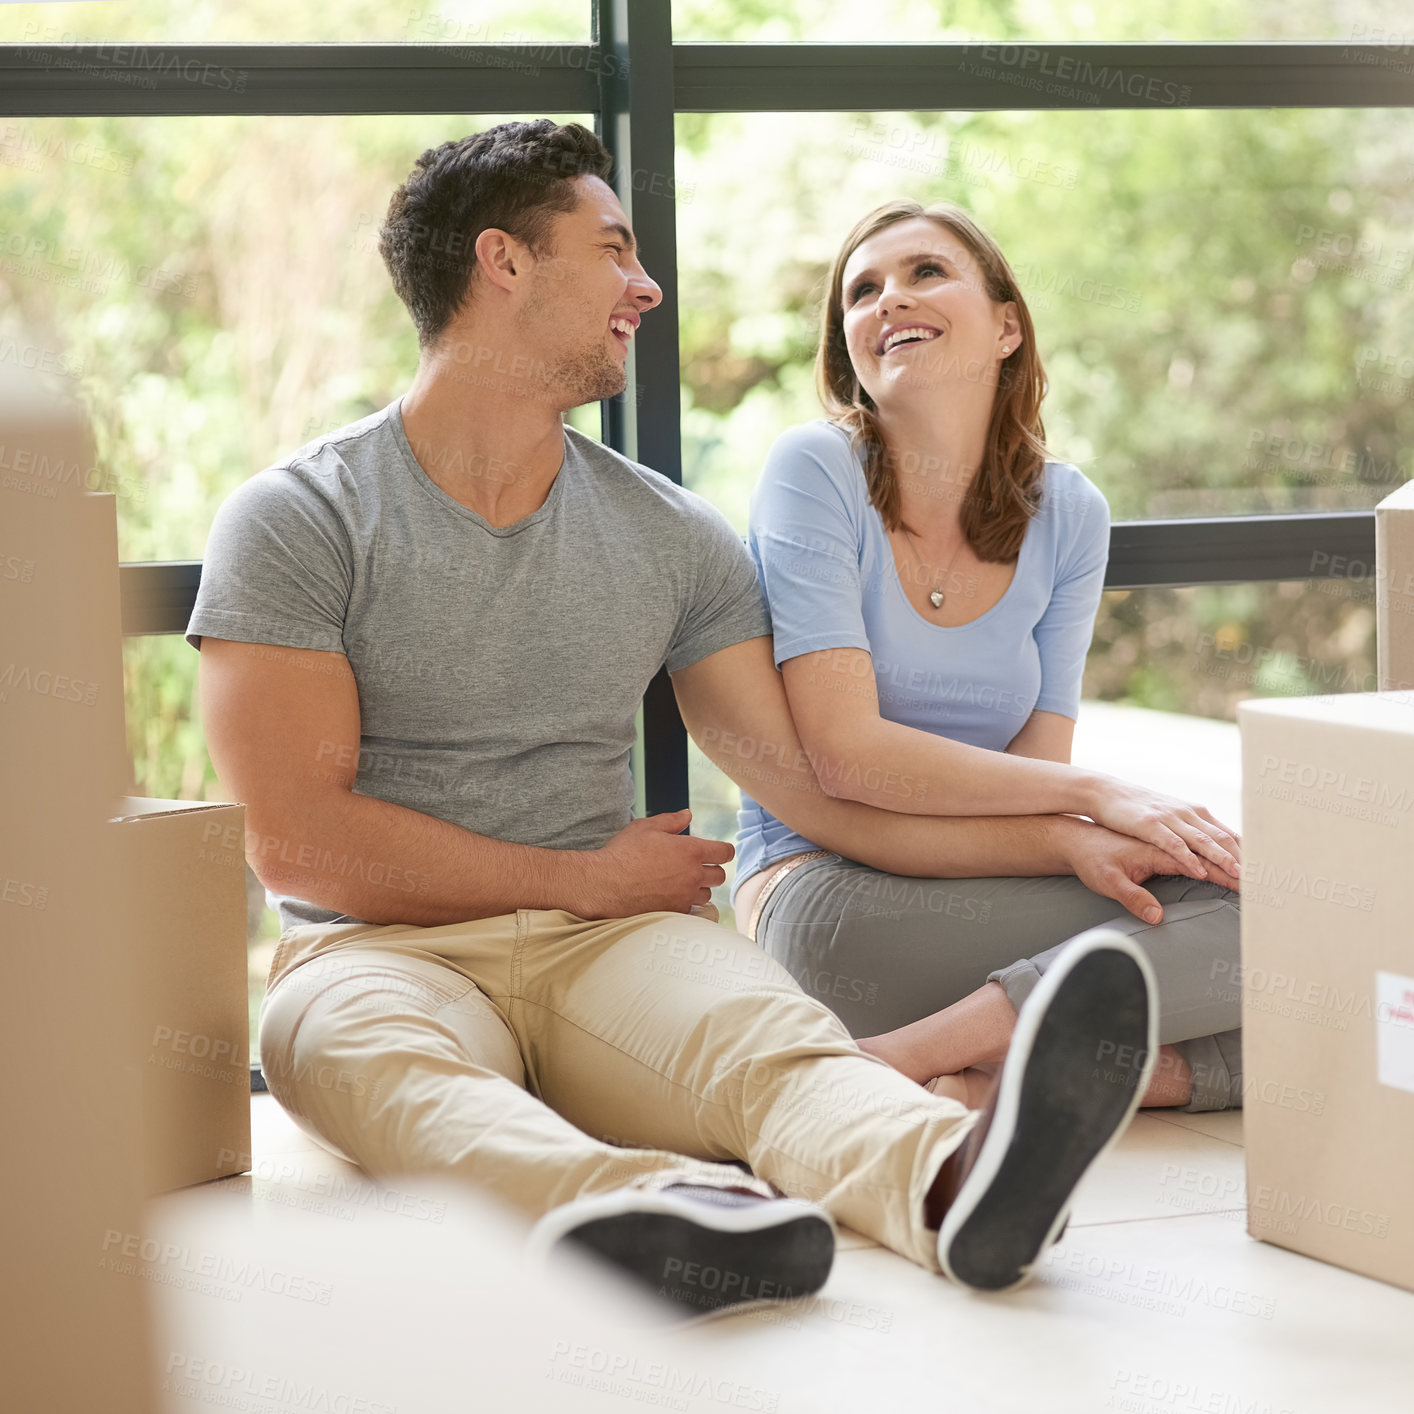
109,795,239,824
1238,691,1414,735
1376,478,1414,512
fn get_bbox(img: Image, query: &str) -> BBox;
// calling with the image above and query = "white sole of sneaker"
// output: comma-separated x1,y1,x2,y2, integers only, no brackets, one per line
528,1183,837,1317
936,928,1159,1294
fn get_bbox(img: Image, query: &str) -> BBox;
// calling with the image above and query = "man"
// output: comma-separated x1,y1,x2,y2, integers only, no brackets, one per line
188,120,1177,1314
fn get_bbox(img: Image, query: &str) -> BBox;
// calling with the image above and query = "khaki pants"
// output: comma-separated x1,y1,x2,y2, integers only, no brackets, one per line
258,907,979,1273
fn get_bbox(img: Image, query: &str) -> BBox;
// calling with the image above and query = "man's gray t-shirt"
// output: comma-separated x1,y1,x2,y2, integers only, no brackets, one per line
185,397,771,935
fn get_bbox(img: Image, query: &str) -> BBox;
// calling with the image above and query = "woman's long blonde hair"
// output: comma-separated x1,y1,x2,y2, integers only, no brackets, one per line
816,199,1050,561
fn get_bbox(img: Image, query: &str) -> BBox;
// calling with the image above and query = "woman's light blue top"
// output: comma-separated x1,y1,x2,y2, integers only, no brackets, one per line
731,418,1110,907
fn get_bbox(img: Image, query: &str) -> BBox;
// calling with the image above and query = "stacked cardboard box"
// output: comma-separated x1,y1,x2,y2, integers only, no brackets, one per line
1239,692,1414,1291
1239,477,1414,1290
1376,478,1414,690
113,796,251,1194
2,361,253,1407
0,366,156,1411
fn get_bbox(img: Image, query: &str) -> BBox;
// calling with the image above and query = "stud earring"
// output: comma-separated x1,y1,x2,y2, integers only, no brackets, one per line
1000,345,1010,356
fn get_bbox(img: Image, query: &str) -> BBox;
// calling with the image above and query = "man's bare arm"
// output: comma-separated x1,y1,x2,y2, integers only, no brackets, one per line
670,636,1089,880
198,639,724,925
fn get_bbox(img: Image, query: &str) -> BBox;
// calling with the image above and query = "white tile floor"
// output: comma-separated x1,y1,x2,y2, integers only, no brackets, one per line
145,704,1407,1410
145,1091,1413,1414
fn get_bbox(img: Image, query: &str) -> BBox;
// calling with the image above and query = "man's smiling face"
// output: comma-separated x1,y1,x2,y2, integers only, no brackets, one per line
513,175,662,409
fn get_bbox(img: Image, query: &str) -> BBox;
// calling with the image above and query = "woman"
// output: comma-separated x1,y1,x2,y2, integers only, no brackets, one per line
733,199,1243,1113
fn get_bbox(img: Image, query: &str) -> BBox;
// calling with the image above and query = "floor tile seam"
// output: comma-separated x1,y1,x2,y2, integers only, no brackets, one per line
1140,1111,1246,1149
1067,1206,1249,1230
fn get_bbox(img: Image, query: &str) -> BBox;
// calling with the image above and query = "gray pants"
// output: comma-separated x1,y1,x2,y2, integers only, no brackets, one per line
753,856,1243,1113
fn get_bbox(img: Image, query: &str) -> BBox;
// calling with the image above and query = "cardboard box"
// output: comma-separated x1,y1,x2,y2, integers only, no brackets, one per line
1,367,156,1412
1376,478,1414,691
1238,690,1414,1291
1,488,129,819
111,796,253,1195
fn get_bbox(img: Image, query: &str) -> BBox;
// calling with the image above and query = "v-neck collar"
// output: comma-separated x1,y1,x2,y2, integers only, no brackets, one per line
390,396,569,536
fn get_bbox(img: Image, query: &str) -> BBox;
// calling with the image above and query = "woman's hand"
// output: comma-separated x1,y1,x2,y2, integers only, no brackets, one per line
1064,818,1242,924
1079,775,1241,880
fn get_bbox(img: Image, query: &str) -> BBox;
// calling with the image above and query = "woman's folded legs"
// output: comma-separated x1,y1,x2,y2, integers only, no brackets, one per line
753,856,1244,1114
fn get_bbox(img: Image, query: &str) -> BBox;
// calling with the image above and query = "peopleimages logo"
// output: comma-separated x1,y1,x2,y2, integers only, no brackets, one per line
1257,754,1414,813
1240,859,1375,912
1249,1184,1389,1238
100,1230,335,1304
18,23,249,94
162,1354,395,1413
959,42,1192,106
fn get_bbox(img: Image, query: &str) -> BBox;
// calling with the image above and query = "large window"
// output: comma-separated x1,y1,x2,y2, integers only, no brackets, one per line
6,3,1409,1067
1,112,596,565
678,107,1414,528
1,111,595,1056
674,101,1410,920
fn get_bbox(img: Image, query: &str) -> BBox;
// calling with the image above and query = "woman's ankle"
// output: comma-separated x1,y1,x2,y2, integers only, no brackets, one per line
923,1067,997,1109
1140,1044,1193,1108
923,1072,970,1105
856,1034,936,1085
857,983,1018,1083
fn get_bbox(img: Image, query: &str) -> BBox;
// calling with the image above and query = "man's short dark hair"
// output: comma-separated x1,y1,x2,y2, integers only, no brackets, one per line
378,120,615,349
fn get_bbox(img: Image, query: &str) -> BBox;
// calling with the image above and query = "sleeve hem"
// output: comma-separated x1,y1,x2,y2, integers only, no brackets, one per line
184,610,345,655
771,631,872,669
664,620,773,675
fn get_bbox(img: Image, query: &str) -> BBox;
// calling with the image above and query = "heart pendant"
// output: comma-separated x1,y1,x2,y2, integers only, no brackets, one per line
929,588,945,609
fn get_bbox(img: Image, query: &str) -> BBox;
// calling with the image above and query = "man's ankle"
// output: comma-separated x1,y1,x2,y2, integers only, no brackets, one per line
923,1153,958,1232
858,1033,937,1086
921,1119,983,1231
921,1073,999,1231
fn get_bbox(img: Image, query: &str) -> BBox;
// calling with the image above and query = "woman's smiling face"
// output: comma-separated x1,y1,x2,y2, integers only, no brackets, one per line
839,215,1015,406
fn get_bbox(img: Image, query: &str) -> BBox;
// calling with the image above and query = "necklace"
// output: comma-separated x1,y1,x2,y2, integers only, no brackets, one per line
899,524,965,610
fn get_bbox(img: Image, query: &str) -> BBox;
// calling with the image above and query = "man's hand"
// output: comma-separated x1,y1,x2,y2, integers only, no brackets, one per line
570,809,732,919
1065,819,1242,925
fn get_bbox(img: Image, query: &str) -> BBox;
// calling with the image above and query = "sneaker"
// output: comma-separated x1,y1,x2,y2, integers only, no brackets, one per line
931,929,1158,1293
528,1173,836,1318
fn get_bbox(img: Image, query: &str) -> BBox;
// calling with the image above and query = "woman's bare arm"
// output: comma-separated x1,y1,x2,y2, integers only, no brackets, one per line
1005,708,1075,764
780,645,1238,872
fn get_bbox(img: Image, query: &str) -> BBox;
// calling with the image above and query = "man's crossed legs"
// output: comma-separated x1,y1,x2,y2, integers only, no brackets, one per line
258,906,1155,1312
